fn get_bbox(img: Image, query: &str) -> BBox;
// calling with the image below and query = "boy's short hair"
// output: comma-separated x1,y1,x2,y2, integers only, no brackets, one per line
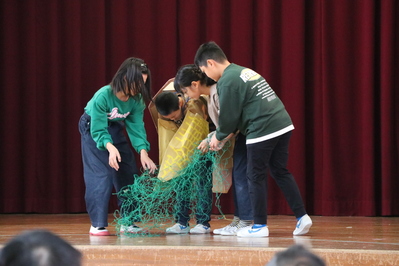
0,230,82,266
194,41,228,67
154,92,180,116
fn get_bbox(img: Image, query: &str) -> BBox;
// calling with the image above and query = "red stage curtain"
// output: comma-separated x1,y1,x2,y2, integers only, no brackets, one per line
0,0,398,216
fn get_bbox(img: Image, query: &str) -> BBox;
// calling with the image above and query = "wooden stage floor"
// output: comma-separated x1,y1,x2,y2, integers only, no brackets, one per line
0,214,398,265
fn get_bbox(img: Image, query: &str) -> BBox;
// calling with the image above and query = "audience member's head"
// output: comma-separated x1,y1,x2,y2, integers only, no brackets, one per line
266,244,325,266
0,230,82,266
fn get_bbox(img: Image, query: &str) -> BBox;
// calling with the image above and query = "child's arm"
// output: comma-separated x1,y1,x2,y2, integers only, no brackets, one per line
124,98,151,153
208,131,237,151
106,142,121,171
139,149,157,174
209,133,221,151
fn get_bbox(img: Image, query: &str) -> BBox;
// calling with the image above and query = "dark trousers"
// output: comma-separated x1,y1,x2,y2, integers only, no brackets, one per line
232,133,253,220
247,131,306,224
79,113,138,227
176,160,213,227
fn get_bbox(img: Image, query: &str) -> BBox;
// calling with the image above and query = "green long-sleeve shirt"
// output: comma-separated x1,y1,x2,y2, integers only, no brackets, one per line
84,85,150,152
216,64,294,143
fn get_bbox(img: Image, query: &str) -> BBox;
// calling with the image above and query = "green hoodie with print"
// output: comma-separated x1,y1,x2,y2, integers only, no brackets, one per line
216,64,294,144
84,85,150,152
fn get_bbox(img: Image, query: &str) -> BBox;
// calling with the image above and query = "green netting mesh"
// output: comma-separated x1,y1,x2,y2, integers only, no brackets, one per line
113,142,231,237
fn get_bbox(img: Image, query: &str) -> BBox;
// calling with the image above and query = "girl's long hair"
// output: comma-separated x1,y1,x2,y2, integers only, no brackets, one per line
110,57,152,102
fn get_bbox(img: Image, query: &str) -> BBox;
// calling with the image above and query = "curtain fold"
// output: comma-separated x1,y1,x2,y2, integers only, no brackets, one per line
0,0,397,216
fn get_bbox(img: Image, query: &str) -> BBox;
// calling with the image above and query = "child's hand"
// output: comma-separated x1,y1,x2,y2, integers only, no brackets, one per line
197,139,209,153
209,134,222,151
106,142,121,171
140,150,157,174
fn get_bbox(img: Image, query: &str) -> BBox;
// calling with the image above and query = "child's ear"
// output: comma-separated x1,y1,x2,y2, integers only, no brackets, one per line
191,81,199,88
178,97,184,107
206,59,215,67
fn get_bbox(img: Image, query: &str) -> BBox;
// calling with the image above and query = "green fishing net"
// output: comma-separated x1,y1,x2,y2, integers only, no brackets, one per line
113,143,231,237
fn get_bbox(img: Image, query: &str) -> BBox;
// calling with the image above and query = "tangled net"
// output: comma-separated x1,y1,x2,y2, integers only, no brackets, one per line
113,143,231,237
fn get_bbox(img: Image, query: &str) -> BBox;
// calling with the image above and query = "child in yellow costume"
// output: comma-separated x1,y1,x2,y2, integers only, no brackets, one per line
149,79,210,180
149,80,213,234
149,79,234,193
173,64,254,236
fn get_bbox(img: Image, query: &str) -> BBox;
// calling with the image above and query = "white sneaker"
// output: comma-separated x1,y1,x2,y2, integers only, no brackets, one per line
213,219,240,234
237,225,269,238
89,226,110,236
166,223,190,234
120,224,145,234
190,224,211,234
293,214,312,236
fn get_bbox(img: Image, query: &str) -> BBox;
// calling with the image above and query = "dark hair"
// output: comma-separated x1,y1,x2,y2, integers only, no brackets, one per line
266,244,325,266
154,92,180,116
194,41,228,67
0,230,82,266
110,57,152,102
173,64,216,94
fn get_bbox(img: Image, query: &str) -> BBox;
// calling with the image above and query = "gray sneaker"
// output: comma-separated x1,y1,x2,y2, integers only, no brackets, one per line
213,220,239,235
190,224,211,234
221,220,252,236
120,224,147,234
166,223,190,234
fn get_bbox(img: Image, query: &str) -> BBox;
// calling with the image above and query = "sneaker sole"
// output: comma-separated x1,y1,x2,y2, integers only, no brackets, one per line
90,231,111,236
220,232,237,236
166,231,189,234
190,231,210,234
121,229,149,234
237,227,269,238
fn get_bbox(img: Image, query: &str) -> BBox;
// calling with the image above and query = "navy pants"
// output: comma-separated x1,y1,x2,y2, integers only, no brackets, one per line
232,133,253,221
246,131,306,225
79,113,138,228
176,159,213,227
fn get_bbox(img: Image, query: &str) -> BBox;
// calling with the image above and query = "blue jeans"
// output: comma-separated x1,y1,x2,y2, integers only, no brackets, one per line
176,159,213,227
247,131,306,224
232,133,253,220
79,113,138,227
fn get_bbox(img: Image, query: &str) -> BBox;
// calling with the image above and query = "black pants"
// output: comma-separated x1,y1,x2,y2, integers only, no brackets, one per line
246,131,306,224
232,133,253,220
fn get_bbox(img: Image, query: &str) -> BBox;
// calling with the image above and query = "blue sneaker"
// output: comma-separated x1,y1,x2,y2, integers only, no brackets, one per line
293,214,312,236
237,224,269,237
166,223,190,234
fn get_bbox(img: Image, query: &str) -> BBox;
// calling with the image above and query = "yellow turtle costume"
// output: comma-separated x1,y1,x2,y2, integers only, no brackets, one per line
148,78,234,193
